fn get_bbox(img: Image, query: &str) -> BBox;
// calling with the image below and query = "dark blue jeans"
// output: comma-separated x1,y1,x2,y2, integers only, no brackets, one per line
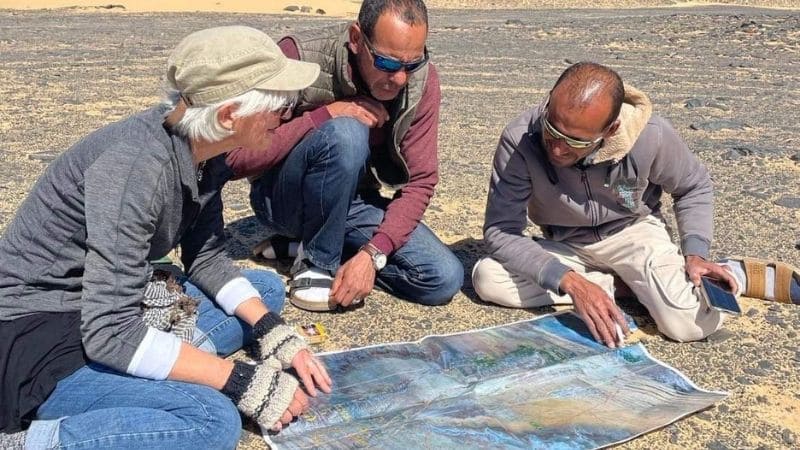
250,117,463,305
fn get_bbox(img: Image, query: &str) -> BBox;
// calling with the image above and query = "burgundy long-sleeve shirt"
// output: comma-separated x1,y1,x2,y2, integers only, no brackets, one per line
226,37,441,256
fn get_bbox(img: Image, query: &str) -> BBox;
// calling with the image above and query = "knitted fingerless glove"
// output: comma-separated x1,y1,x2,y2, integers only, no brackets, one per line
246,312,309,369
221,359,298,429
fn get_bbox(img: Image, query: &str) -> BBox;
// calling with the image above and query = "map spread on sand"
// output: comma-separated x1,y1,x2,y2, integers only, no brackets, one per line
267,312,725,449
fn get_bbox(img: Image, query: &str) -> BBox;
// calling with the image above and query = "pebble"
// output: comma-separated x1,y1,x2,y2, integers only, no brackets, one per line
228,202,249,212
706,441,733,450
743,367,769,377
690,120,749,131
791,152,800,163
717,404,730,413
283,5,299,11
746,308,759,317
683,98,729,111
774,196,800,209
788,331,797,338
300,6,312,13
505,19,524,26
707,329,735,343
316,8,325,15
735,376,753,385
757,360,774,370
28,151,59,162
782,429,797,445
756,395,769,404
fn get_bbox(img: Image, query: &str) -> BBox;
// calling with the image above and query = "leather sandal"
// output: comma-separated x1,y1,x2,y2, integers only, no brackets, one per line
732,256,799,303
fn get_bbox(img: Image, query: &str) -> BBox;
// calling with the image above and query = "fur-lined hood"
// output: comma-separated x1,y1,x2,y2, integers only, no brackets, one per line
586,85,653,165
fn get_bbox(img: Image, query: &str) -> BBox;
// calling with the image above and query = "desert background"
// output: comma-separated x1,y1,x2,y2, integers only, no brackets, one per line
0,0,798,449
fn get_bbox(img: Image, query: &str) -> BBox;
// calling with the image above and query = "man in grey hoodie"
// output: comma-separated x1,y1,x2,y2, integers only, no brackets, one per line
472,62,740,347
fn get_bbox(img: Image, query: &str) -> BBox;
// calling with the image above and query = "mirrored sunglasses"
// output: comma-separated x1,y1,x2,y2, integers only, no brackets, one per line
362,34,429,74
540,113,604,150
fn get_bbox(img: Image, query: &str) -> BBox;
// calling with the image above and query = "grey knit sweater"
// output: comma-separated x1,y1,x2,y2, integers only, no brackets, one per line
0,105,242,378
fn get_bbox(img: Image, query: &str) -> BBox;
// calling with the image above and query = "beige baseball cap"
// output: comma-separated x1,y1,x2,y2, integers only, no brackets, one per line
167,25,320,106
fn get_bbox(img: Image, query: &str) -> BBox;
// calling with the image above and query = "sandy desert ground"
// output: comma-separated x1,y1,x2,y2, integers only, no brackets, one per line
0,1,798,449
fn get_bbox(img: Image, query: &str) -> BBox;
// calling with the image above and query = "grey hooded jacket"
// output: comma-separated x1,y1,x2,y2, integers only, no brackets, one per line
483,87,714,293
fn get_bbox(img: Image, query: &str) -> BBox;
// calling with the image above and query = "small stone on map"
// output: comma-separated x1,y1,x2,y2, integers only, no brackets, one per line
505,19,524,26
284,5,299,11
300,6,312,12
316,8,326,14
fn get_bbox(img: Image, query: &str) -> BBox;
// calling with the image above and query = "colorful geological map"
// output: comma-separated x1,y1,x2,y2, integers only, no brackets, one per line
267,312,725,449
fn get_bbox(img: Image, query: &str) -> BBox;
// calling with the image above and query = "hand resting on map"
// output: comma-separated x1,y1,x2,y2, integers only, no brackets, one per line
560,271,630,348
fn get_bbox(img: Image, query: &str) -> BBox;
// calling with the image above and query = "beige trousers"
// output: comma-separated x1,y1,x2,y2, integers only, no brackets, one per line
472,216,725,342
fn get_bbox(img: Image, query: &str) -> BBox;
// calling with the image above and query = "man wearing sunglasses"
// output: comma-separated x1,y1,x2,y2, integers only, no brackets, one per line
227,0,463,312
472,62,740,347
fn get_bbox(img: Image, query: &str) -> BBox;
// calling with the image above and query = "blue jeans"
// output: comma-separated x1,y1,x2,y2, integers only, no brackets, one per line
188,268,286,356
26,269,285,449
250,117,463,305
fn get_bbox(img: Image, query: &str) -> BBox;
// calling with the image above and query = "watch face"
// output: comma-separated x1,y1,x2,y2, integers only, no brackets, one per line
374,253,387,270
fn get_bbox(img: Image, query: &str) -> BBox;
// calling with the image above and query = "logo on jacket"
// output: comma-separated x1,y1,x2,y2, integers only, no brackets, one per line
613,180,639,211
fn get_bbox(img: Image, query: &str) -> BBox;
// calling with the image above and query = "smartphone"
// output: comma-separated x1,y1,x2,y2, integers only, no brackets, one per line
699,276,741,315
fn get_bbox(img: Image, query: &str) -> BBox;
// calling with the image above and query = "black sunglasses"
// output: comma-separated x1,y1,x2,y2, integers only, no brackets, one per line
362,33,429,74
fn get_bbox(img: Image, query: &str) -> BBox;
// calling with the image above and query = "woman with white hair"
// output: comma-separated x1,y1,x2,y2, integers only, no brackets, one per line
0,26,329,449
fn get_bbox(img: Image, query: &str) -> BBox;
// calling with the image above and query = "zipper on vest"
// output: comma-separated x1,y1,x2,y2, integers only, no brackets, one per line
580,169,601,241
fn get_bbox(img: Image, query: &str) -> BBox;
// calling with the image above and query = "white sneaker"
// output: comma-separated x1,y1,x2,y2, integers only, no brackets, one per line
289,244,335,312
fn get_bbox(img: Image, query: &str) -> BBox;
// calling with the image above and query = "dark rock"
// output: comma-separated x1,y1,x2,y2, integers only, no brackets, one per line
283,5,299,11
315,8,325,15
706,441,732,450
505,19,524,26
774,196,800,209
684,98,705,108
300,6,312,13
788,331,797,338
790,152,800,163
743,367,769,377
746,308,759,317
756,395,769,404
683,98,729,111
690,120,749,131
757,360,774,370
782,429,797,446
707,328,734,343
717,404,730,413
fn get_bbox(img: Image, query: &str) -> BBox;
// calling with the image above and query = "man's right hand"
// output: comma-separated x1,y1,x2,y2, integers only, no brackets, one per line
326,96,389,128
559,271,629,348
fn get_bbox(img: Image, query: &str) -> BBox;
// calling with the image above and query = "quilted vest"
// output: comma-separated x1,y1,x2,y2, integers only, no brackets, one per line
288,23,430,189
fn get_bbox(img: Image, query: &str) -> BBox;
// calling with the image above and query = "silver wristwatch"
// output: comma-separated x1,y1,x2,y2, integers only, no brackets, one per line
361,243,387,271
